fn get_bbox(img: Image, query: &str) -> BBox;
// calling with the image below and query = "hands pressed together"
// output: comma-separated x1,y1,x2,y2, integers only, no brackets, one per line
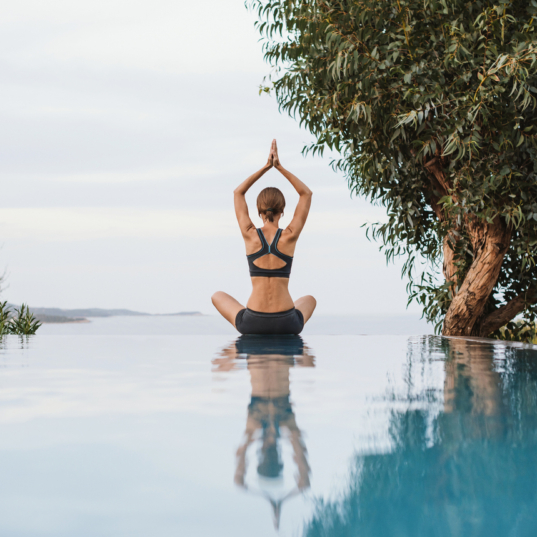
266,139,282,169
234,136,312,233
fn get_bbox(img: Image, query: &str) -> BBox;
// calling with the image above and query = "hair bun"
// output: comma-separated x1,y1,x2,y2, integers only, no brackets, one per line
256,188,285,223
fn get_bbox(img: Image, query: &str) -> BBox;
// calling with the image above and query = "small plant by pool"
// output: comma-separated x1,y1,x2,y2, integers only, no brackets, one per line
0,301,41,335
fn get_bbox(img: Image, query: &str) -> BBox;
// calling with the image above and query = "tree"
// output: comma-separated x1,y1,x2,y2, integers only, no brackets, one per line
249,0,537,338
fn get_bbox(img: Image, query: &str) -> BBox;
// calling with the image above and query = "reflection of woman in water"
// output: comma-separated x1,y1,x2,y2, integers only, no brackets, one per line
213,335,314,529
211,140,316,335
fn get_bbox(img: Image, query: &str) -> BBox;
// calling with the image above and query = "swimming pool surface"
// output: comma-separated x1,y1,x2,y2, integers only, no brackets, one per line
0,330,535,536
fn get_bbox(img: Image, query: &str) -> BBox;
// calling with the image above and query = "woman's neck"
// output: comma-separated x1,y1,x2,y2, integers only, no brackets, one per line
262,219,281,229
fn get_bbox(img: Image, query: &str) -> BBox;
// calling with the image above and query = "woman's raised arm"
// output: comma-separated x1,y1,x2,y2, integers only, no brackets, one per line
233,150,273,237
271,140,312,238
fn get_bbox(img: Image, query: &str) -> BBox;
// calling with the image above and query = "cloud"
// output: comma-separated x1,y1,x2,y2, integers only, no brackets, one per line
0,208,235,241
0,207,388,241
2,0,265,74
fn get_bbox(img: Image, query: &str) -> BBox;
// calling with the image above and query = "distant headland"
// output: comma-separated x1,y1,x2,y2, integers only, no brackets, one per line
9,306,203,324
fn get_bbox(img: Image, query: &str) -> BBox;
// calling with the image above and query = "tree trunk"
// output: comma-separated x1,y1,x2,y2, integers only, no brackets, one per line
442,231,458,291
442,217,511,336
424,155,515,337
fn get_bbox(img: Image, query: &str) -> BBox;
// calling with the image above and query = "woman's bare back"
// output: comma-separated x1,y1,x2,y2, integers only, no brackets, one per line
244,225,297,312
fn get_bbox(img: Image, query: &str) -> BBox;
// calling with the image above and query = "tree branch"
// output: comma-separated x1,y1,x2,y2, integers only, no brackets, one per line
423,156,461,288
424,155,451,195
423,153,449,221
478,289,537,337
423,177,445,220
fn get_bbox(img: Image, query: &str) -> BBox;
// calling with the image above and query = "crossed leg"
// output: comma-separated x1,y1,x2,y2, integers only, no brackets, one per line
294,295,317,324
211,291,317,328
211,291,245,328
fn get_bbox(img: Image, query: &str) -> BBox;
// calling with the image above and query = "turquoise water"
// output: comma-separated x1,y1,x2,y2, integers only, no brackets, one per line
0,319,536,536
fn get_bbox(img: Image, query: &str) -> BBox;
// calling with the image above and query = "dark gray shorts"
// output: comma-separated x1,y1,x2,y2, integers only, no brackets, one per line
235,308,304,335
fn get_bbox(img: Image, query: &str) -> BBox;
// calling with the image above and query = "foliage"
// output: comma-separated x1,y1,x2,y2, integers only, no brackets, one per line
0,301,11,336
249,0,537,335
0,302,42,336
496,319,537,342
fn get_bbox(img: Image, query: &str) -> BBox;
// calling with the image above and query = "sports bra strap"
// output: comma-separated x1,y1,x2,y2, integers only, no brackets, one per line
256,228,268,248
247,228,293,278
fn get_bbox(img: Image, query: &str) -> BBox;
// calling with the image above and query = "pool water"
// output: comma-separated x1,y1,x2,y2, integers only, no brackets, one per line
0,327,535,536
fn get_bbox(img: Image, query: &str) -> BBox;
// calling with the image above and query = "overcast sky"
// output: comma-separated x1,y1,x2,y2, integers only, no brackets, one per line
0,0,424,316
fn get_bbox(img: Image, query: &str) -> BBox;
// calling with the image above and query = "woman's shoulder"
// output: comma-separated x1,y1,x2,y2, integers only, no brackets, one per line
277,228,298,256
280,226,300,242
244,226,263,255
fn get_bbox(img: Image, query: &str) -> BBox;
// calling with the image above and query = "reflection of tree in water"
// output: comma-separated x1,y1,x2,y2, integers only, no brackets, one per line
213,335,314,530
304,337,537,537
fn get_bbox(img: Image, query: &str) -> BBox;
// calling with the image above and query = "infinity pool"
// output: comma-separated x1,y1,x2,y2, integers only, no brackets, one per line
0,330,535,536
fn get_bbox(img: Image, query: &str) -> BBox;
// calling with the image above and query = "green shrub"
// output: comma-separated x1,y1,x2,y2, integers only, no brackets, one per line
495,320,537,343
0,302,41,336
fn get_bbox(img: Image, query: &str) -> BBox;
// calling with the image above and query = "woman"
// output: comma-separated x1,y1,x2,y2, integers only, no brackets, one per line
211,140,316,335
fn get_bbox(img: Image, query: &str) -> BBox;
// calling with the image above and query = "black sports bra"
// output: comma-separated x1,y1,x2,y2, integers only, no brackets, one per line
247,228,293,278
